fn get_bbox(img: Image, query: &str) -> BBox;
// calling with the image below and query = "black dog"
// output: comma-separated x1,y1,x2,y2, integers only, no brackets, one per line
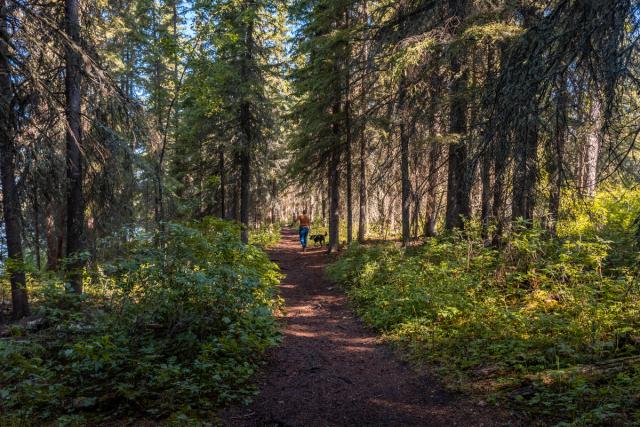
310,232,327,246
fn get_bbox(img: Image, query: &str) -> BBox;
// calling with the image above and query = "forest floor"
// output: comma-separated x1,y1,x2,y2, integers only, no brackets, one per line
220,229,511,427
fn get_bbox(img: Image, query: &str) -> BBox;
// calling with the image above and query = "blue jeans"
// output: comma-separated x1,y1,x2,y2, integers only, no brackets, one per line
299,227,309,248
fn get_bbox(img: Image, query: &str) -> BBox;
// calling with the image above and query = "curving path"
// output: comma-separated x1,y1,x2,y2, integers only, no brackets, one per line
221,229,508,427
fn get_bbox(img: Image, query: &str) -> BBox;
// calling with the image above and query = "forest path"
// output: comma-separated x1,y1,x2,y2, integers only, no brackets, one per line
220,229,506,427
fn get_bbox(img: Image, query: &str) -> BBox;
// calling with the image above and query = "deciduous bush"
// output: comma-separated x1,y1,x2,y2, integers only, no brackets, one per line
328,193,640,425
0,218,281,425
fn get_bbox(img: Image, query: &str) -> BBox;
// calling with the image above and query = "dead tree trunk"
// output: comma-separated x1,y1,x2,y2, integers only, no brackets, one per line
583,98,602,197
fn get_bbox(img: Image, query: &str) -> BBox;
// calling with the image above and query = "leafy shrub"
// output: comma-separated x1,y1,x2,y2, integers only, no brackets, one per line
0,218,282,424
249,223,281,248
328,210,640,424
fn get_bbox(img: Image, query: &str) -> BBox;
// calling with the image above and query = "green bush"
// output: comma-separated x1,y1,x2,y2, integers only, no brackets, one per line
328,207,640,424
0,218,282,424
249,223,281,248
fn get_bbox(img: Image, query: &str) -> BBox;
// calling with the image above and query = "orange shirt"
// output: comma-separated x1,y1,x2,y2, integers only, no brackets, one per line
298,214,310,227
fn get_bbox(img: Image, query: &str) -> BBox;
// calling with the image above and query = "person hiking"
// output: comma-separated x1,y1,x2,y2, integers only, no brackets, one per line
297,210,311,252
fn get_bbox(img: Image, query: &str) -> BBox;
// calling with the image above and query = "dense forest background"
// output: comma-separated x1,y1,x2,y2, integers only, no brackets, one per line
1,0,640,424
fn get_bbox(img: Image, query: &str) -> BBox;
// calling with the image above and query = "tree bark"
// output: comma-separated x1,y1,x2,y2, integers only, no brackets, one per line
480,45,495,234
0,0,30,318
357,131,367,242
218,145,225,219
328,103,342,253
583,98,602,197
398,75,411,246
444,0,470,230
546,78,567,236
480,144,492,232
344,10,353,244
239,143,250,243
511,6,540,226
239,13,254,244
424,142,440,237
412,193,421,240
345,90,353,244
400,122,411,246
64,0,85,293
321,188,327,226
492,127,508,245
357,1,369,243
33,186,41,271
45,201,63,271
511,112,538,223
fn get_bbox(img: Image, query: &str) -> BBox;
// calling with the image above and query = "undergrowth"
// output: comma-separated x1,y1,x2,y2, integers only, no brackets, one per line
0,218,282,425
249,223,281,248
327,189,640,426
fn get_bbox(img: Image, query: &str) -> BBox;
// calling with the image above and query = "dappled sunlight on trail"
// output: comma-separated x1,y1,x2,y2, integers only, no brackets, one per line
220,229,507,426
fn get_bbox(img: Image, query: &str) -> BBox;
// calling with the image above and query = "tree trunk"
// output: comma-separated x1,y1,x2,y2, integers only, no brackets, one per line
239,143,250,243
583,98,602,197
321,189,327,226
492,128,508,245
546,78,567,236
412,193,421,240
33,186,41,271
232,170,240,221
357,132,367,242
0,1,30,318
511,6,540,226
218,145,225,219
512,113,538,223
424,142,439,237
344,10,353,244
328,104,342,253
65,0,85,293
491,43,511,245
444,135,469,230
345,93,353,244
480,145,492,232
239,16,254,244
357,1,369,243
480,45,494,234
271,179,278,224
400,123,411,246
45,201,63,271
398,76,411,246
444,0,470,230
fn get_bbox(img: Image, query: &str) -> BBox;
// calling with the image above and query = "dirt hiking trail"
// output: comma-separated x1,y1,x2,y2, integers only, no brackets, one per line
221,229,509,427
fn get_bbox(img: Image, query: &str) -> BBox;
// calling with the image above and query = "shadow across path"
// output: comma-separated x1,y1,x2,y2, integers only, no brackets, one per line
221,229,507,427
